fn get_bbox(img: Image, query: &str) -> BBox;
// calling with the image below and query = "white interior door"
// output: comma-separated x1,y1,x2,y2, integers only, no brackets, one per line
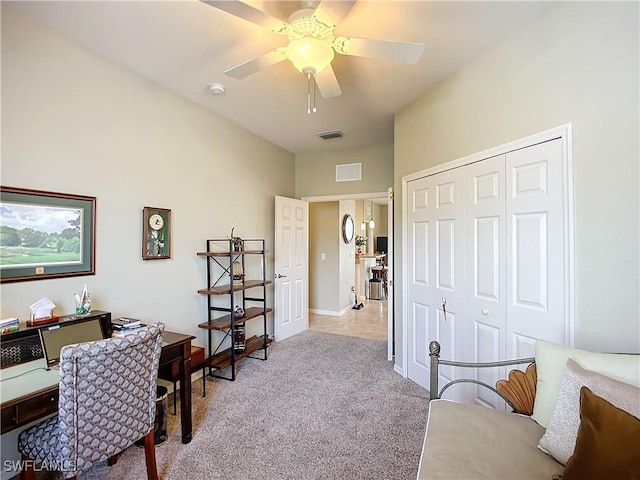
404,134,571,404
505,139,567,355
274,196,308,341
463,154,507,408
406,169,465,394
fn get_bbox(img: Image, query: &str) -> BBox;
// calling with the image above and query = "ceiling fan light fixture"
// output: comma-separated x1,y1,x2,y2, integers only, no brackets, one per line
286,37,334,74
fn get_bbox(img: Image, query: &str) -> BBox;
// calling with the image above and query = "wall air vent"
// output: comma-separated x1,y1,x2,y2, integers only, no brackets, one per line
336,163,361,182
317,130,344,140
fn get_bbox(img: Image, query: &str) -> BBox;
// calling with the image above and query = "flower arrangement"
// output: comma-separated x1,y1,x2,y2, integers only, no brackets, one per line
355,235,368,247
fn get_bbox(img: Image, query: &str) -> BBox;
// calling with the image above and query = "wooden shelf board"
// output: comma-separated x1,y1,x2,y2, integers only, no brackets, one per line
197,280,271,295
205,335,272,370
198,307,272,330
197,250,265,257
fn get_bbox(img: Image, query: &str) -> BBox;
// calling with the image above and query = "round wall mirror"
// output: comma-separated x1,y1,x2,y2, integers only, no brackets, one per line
342,214,355,244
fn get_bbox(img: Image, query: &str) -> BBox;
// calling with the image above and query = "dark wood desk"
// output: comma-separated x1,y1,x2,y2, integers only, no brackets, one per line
157,331,195,444
1,330,195,444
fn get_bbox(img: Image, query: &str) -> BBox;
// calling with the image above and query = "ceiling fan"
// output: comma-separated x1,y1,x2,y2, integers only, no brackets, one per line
203,0,425,113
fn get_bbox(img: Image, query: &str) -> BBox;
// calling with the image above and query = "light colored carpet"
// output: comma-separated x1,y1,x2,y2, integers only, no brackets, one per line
39,330,430,479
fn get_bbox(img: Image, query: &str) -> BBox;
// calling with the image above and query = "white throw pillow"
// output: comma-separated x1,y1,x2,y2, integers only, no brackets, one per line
532,339,640,428
537,358,640,465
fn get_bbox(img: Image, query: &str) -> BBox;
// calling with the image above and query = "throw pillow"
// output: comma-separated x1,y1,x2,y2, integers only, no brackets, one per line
538,358,640,464
531,339,640,428
562,387,640,480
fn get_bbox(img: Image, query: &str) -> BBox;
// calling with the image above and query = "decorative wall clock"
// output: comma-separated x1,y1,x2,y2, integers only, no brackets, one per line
142,206,171,260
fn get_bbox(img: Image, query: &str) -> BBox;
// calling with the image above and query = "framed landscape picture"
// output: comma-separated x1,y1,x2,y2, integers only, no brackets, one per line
0,186,96,283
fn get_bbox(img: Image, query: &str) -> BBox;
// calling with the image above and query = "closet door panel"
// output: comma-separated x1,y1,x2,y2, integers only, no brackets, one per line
407,169,465,394
506,138,566,354
406,181,436,390
464,155,507,408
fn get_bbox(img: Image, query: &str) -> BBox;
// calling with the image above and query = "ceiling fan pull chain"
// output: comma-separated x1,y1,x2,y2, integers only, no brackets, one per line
307,71,312,114
306,71,318,114
312,73,317,113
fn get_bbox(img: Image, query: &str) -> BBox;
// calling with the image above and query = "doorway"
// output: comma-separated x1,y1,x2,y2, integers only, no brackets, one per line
303,190,394,360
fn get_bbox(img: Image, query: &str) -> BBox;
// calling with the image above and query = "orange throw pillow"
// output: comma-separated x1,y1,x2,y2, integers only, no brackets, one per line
562,386,640,480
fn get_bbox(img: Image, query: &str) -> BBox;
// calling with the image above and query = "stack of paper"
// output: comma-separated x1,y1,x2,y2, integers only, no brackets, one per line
111,317,145,337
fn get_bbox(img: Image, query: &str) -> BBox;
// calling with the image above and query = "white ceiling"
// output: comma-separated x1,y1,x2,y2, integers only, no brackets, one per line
11,0,551,154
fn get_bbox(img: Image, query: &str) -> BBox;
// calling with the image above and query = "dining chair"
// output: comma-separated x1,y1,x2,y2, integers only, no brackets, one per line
18,322,165,480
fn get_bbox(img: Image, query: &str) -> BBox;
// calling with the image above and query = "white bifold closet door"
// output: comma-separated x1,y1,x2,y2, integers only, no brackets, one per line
406,138,567,407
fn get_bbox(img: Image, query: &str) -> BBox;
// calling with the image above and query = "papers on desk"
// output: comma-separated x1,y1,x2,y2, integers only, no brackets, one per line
112,317,141,329
111,318,145,337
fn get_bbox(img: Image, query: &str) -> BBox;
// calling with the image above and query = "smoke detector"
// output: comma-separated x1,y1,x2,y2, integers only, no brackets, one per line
208,83,226,95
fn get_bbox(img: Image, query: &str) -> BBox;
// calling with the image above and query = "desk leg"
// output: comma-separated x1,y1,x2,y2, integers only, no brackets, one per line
179,342,193,444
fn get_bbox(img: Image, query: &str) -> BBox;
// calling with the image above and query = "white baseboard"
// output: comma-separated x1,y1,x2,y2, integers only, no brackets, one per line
309,308,341,316
310,304,358,316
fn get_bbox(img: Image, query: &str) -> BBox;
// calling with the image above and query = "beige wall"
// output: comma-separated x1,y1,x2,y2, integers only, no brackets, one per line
394,1,639,368
1,6,295,342
295,143,393,198
309,202,338,311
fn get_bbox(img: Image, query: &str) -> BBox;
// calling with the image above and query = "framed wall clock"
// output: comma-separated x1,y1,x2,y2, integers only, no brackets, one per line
142,206,171,260
342,214,355,244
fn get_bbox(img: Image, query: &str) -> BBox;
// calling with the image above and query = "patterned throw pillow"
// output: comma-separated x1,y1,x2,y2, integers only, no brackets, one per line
538,358,640,465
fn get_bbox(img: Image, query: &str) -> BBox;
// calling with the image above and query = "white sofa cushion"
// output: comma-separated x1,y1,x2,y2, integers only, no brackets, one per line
417,399,563,479
538,358,640,465
532,340,640,428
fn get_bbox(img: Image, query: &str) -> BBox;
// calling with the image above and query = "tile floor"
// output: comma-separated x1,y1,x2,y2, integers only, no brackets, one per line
309,298,388,341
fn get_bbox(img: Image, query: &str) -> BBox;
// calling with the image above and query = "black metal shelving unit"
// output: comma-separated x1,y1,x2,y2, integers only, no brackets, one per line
197,238,271,381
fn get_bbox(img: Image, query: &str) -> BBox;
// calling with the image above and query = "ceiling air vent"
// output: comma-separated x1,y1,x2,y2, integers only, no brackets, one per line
317,130,344,140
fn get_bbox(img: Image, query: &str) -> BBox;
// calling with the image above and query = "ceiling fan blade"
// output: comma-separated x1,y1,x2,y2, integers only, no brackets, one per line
314,1,357,27
315,65,342,98
333,36,425,64
202,1,288,34
224,48,287,79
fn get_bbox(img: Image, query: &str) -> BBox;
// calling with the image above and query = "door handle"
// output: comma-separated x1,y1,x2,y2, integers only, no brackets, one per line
442,297,447,322
275,273,287,279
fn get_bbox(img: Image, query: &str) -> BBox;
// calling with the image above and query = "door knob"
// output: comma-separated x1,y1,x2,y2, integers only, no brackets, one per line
275,273,287,279
482,309,488,315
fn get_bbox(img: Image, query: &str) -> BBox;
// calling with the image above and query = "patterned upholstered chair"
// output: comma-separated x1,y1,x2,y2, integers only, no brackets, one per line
18,323,165,480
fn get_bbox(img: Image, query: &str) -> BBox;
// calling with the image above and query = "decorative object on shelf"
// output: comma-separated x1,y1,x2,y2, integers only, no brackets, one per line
355,235,367,254
234,305,245,318
233,324,246,352
232,260,245,285
229,228,243,251
0,186,96,283
73,283,92,316
29,297,56,322
142,206,171,260
342,214,355,244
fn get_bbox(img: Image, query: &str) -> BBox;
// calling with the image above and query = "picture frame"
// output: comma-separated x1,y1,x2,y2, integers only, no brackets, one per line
0,186,96,283
142,206,171,260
